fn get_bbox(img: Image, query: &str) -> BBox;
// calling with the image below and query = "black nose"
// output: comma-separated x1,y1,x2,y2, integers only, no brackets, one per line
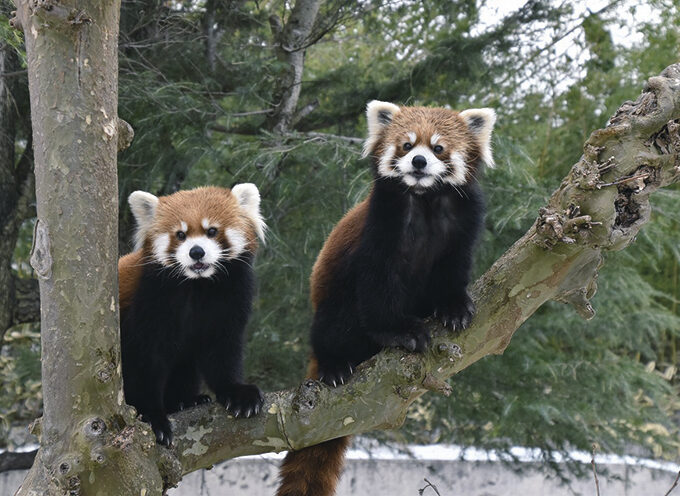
411,155,427,170
189,245,205,260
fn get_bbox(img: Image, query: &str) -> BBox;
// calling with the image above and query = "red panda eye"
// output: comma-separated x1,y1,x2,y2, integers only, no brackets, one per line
433,145,444,154
403,142,413,151
176,231,186,241
206,227,217,238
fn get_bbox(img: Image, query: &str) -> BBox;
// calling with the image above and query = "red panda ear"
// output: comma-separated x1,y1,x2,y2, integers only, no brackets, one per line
459,108,497,168
231,183,266,243
362,100,401,158
128,191,159,250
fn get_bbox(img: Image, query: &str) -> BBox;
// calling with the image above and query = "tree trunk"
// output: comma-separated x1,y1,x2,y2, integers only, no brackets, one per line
266,0,322,134
12,1,165,494
203,0,218,74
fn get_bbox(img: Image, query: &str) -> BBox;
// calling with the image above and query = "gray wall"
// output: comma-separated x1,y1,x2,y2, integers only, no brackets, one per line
4,456,677,495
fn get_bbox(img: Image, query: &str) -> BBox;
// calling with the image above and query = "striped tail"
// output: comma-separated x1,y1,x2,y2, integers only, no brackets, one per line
276,357,350,496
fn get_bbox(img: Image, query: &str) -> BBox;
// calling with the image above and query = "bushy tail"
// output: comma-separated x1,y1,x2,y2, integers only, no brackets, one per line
276,357,350,496
276,436,350,496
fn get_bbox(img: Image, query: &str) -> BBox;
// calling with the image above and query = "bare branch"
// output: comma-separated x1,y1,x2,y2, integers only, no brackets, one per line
0,69,28,78
13,276,40,325
0,450,37,473
665,470,680,496
591,444,601,496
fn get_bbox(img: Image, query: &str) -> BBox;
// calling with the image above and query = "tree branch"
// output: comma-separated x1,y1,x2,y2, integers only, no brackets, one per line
0,450,37,473
153,64,680,485
12,276,40,325
266,0,323,134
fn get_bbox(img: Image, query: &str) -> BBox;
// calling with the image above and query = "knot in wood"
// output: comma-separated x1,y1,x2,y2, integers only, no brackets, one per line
436,343,462,360
84,417,107,438
30,220,52,280
536,207,573,248
292,379,322,412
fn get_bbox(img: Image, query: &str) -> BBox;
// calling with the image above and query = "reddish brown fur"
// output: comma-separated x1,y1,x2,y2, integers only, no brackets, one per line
310,199,369,309
277,356,352,496
119,186,260,312
118,251,144,311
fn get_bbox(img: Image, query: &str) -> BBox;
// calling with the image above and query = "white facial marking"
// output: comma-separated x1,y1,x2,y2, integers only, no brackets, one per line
391,145,447,189
430,133,441,146
444,151,469,186
380,143,469,190
407,131,416,144
225,228,248,259
180,221,188,232
152,233,170,265
175,235,221,279
378,144,399,178
201,218,210,230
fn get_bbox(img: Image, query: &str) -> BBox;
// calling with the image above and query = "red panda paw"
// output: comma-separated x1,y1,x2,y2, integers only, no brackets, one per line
143,415,173,447
436,294,476,331
389,321,431,353
318,360,355,387
217,384,264,419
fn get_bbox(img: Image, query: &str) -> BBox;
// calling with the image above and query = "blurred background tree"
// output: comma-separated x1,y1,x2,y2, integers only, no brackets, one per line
1,0,679,478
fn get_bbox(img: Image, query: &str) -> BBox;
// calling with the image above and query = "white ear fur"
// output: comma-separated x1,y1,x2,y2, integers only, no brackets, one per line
362,100,401,158
128,191,159,251
231,183,266,242
459,108,497,168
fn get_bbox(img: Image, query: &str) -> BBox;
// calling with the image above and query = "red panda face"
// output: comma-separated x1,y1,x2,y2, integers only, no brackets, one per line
362,101,496,191
127,185,265,280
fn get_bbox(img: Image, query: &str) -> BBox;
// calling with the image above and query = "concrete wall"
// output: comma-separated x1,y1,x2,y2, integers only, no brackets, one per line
4,456,677,496
165,457,676,496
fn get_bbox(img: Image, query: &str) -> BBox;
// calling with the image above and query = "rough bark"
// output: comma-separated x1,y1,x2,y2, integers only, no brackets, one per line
266,0,322,134
150,65,680,481
12,1,163,495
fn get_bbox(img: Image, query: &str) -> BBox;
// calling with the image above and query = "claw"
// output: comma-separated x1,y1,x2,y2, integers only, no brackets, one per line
340,376,345,385
332,380,337,388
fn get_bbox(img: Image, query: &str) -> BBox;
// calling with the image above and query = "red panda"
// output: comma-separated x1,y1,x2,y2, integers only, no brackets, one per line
118,185,266,446
276,101,496,496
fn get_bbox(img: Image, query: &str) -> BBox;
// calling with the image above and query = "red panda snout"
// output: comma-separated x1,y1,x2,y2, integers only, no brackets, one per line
379,140,469,189
173,234,223,279
150,222,254,280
